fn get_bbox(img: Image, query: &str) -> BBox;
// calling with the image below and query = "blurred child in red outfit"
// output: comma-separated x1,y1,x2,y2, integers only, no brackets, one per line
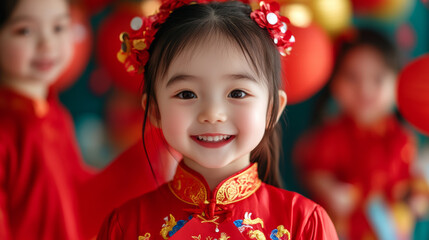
0,0,93,238
294,28,428,240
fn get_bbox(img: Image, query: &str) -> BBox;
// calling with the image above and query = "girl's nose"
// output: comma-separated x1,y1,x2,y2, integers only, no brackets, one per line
37,30,54,53
197,103,227,124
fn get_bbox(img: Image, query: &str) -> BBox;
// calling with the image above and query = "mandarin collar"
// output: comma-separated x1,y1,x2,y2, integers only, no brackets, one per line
169,161,261,206
0,87,57,118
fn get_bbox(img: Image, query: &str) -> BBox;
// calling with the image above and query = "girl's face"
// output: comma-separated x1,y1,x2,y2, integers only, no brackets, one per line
0,0,72,85
152,37,271,170
332,45,396,125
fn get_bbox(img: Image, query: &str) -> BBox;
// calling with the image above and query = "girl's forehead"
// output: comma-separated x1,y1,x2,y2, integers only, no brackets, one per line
160,34,263,85
8,0,68,23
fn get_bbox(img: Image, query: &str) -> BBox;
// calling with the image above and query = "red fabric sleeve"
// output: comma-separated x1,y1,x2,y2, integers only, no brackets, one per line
0,134,11,240
299,205,339,240
96,211,124,240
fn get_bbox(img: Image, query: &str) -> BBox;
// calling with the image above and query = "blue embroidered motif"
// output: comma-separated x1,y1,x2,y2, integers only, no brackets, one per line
168,220,187,237
233,219,243,227
270,229,279,240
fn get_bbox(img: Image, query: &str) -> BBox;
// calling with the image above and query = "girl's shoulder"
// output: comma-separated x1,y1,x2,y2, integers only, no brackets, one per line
258,183,321,211
114,182,172,212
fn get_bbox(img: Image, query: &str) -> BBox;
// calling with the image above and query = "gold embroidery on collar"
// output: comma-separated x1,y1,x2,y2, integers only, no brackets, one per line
216,164,261,205
168,166,208,205
169,163,261,206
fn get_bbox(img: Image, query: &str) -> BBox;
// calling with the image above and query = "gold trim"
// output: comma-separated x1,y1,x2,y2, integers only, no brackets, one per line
169,163,261,206
168,165,207,206
216,164,261,205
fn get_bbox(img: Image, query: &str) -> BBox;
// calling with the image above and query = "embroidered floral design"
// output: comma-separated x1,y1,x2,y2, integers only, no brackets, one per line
249,230,266,240
216,164,262,205
160,214,193,239
270,225,291,240
219,232,231,240
170,163,261,206
138,233,151,240
234,212,265,233
160,214,177,239
169,165,208,205
191,234,227,240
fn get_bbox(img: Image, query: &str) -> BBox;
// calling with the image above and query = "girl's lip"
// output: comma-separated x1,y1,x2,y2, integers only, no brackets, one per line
191,134,235,149
32,59,56,71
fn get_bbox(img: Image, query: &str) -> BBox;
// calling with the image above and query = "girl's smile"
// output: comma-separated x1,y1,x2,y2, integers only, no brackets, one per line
191,134,235,148
31,58,57,72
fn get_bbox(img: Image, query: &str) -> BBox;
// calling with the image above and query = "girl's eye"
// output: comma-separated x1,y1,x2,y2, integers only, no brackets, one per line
15,27,31,36
176,90,197,99
54,22,70,34
228,89,247,98
54,24,64,33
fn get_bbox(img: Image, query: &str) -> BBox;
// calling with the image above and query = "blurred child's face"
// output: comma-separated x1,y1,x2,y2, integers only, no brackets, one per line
0,0,72,85
332,45,396,125
153,36,271,170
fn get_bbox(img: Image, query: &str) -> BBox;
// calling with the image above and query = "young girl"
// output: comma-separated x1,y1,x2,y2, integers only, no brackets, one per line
0,0,92,238
294,29,427,239
98,1,338,239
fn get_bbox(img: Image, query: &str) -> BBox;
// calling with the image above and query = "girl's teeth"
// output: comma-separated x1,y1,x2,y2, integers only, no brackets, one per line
197,135,231,142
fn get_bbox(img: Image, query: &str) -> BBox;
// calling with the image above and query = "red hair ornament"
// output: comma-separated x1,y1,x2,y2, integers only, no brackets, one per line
117,0,295,75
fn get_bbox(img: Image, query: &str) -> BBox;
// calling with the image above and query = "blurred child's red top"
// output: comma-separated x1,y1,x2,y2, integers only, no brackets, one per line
97,161,339,239
0,87,92,240
294,114,416,239
79,134,179,239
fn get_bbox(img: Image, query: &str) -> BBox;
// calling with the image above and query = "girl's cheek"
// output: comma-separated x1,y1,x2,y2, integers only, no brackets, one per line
57,32,73,66
0,40,32,75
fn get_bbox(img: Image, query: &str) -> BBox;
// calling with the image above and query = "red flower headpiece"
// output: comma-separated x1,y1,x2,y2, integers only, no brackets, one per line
117,0,295,75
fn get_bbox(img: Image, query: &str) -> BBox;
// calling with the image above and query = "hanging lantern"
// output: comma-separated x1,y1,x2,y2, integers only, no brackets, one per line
397,54,429,135
282,24,334,104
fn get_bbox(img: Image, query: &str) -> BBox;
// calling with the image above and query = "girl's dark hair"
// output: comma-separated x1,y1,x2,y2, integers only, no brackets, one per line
334,28,400,74
313,28,400,125
0,0,19,28
142,1,284,187
1,0,72,28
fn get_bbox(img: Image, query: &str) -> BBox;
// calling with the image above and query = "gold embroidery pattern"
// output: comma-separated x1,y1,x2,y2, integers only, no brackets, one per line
138,233,151,240
168,166,208,205
219,232,231,240
243,214,264,229
216,164,261,205
275,225,291,240
249,230,266,240
169,163,261,206
160,214,177,239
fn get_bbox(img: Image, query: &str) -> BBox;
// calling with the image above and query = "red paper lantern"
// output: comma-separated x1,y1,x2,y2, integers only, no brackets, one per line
397,54,429,135
52,5,92,91
281,24,333,104
350,0,386,13
96,5,143,94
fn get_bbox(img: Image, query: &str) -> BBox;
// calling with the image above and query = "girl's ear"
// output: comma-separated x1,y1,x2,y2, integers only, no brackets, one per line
276,90,287,123
142,94,161,128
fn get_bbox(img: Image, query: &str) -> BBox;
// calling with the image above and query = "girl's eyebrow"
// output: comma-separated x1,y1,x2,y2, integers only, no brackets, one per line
8,13,70,25
166,73,257,87
226,73,257,82
166,74,199,87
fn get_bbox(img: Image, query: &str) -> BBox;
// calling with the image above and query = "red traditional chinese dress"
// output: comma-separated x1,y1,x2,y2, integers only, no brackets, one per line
0,87,93,239
97,161,338,239
294,114,417,240
79,132,180,239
